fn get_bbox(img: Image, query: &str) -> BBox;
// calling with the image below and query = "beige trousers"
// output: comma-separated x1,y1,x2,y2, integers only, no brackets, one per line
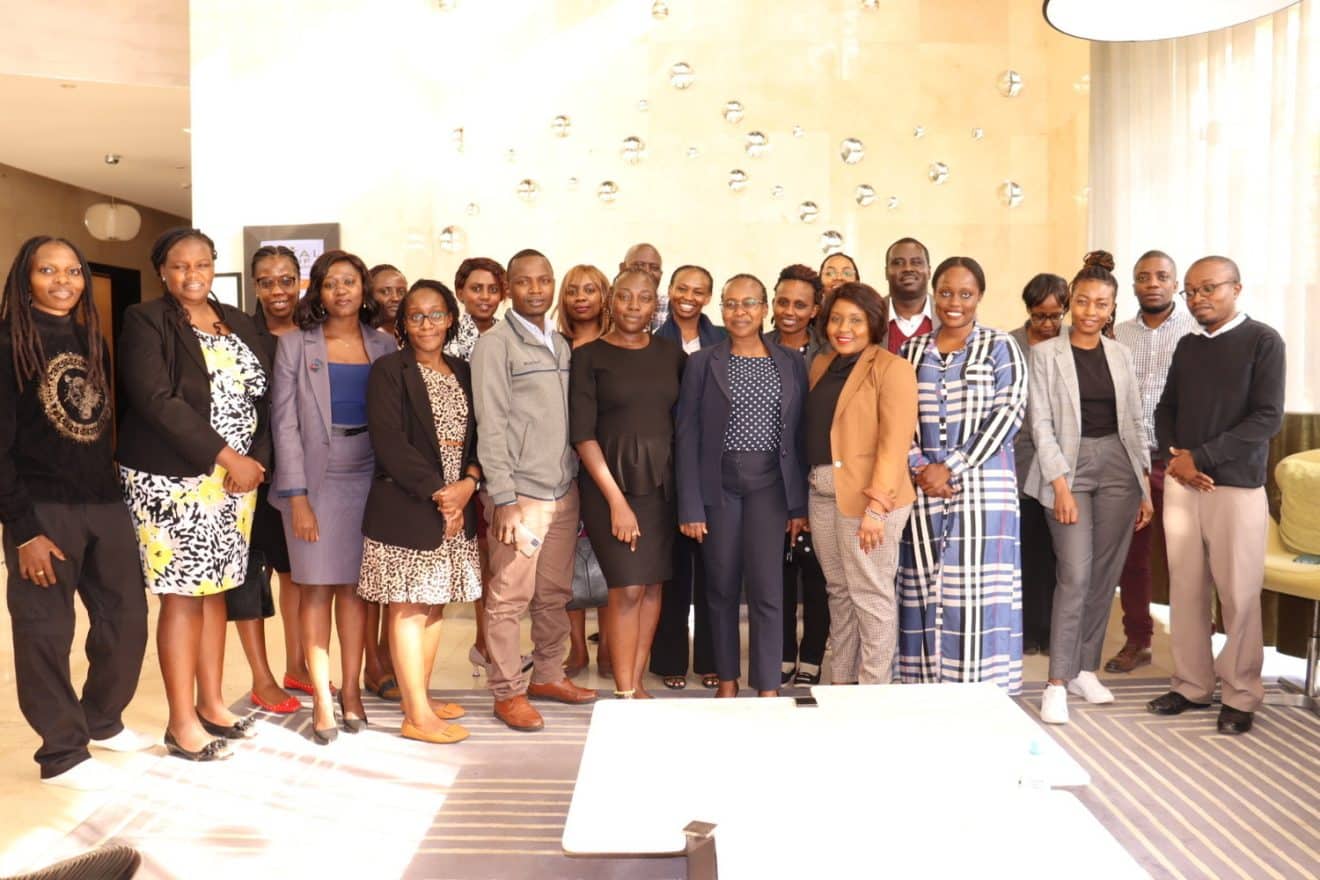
481,487,579,699
1164,479,1267,712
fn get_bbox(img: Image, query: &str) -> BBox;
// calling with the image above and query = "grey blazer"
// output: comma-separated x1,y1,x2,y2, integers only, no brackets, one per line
1024,333,1150,507
269,324,397,512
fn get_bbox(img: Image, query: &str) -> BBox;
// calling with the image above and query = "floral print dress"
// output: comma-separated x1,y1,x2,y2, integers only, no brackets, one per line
120,328,267,596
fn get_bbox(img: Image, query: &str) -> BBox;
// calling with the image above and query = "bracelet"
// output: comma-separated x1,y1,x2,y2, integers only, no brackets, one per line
863,507,887,522
16,536,41,549
463,474,480,489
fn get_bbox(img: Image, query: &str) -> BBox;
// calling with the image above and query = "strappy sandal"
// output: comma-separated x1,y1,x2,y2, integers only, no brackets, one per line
701,673,719,689
662,676,687,690
366,676,401,702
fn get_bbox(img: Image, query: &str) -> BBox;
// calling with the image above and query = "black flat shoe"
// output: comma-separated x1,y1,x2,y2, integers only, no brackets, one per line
780,665,797,686
793,666,822,687
311,725,338,745
1217,706,1254,735
1146,691,1212,715
338,693,367,734
164,730,231,762
198,713,258,740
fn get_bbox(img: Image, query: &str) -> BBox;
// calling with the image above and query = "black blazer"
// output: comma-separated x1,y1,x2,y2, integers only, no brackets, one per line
116,297,272,477
675,337,808,523
362,349,481,550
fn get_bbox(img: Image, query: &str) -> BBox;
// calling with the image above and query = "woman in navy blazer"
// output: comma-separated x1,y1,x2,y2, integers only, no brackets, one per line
270,250,396,743
676,273,808,697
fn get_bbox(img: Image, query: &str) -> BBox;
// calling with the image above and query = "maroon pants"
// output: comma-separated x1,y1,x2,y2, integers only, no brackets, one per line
1117,458,1166,648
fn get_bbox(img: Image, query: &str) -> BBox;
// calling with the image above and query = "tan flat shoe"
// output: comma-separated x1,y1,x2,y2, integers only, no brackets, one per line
432,702,466,720
401,720,469,744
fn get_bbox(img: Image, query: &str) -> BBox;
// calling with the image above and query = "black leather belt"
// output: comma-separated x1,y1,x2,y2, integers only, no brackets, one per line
332,425,368,437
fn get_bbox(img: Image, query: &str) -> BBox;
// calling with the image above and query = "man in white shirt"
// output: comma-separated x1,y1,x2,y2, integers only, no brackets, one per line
1106,250,1197,673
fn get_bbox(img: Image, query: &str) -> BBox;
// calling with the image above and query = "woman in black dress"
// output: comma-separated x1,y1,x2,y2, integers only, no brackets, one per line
570,268,684,698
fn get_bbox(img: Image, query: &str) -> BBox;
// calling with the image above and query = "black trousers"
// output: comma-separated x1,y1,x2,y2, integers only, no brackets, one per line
1020,494,1056,649
649,534,715,676
3,502,148,777
702,452,786,692
782,531,829,666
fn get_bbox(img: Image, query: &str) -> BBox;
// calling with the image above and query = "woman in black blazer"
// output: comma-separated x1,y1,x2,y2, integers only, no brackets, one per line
358,280,482,745
675,273,809,697
117,227,271,761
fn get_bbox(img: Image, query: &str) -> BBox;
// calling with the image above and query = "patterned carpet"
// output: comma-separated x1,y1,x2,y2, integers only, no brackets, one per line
1015,679,1320,880
43,681,1319,879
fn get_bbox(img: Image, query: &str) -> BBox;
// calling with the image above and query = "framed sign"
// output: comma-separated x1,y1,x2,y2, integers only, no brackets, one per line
241,223,341,311
212,272,243,309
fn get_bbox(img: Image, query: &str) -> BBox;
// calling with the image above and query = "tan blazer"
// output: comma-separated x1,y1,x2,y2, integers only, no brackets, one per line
808,345,918,516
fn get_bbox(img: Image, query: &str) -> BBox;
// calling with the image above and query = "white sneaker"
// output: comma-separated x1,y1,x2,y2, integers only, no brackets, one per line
1040,684,1069,724
41,757,119,791
90,728,158,753
1068,670,1115,704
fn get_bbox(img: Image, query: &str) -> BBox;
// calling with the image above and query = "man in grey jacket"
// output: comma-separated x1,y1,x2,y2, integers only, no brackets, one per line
472,248,597,731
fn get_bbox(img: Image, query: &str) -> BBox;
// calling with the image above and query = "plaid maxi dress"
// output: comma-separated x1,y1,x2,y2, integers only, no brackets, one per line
897,325,1027,693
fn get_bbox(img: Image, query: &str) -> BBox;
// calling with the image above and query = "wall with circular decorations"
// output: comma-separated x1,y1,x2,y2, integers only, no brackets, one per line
192,0,1089,329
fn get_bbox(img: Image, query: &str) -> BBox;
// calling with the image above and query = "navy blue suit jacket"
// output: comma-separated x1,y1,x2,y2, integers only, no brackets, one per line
675,337,808,523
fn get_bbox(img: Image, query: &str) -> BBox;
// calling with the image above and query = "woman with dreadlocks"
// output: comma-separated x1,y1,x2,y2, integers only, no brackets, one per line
0,236,151,789
116,227,273,762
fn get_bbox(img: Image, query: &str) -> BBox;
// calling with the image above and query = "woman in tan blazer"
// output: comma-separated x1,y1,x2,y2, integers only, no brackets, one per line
805,283,918,684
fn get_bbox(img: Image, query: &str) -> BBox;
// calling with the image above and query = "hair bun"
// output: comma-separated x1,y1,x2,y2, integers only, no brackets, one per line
1082,250,1116,272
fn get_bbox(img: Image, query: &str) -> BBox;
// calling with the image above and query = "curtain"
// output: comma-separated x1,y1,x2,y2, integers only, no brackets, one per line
1091,1,1318,657
1089,0,1318,413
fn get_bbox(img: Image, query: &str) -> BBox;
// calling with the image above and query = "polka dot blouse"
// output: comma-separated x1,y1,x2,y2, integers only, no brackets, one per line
724,354,782,452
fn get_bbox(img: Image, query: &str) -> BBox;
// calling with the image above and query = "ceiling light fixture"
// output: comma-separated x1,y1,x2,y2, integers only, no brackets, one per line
1043,0,1300,41
103,153,121,165
84,200,142,242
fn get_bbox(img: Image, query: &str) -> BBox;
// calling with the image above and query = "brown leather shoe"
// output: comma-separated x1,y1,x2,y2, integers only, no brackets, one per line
493,695,544,731
1103,643,1152,673
527,678,599,704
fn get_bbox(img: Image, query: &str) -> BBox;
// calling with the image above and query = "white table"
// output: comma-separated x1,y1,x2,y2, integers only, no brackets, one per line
563,685,1142,878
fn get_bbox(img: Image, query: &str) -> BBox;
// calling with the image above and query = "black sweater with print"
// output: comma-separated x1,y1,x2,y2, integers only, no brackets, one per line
0,312,121,544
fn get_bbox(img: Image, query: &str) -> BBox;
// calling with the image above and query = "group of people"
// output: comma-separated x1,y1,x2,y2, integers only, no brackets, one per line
0,226,1284,790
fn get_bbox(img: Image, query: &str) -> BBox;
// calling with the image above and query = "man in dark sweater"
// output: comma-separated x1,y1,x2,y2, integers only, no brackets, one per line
1146,255,1285,735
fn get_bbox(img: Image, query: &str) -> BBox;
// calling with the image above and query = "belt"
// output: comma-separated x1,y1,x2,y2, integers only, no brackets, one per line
331,425,368,437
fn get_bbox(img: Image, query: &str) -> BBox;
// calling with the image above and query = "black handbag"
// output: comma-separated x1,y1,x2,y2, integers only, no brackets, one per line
567,534,608,610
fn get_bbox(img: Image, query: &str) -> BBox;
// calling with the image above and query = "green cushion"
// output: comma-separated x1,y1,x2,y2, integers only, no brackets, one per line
1277,449,1320,555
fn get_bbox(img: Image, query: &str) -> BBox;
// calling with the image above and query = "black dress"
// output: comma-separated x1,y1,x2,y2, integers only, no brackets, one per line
569,336,684,587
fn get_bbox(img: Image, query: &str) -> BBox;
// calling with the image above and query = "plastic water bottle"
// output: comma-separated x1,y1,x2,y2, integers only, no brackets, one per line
1020,739,1049,792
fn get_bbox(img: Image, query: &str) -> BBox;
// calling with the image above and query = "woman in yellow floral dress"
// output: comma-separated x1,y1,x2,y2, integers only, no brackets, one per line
116,228,272,761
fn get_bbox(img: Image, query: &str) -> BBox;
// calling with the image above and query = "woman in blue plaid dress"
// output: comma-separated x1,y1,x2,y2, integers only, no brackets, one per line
897,257,1027,693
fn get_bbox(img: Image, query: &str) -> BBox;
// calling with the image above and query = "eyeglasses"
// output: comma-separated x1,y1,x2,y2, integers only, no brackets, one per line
934,290,977,302
406,310,450,326
720,298,766,312
1180,280,1235,300
255,275,299,291
1029,311,1064,325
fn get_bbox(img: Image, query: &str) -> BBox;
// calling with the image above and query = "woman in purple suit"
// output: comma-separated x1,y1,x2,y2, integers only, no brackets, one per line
270,250,396,743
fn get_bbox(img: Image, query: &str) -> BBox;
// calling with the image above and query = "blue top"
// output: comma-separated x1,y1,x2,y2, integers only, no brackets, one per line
328,362,371,426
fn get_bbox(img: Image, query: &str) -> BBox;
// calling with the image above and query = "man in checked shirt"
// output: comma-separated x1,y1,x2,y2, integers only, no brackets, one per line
1106,250,1197,673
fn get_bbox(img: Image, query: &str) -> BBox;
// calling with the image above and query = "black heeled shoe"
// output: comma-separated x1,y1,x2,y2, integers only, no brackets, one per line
338,692,367,734
198,713,258,740
311,725,338,745
164,730,232,762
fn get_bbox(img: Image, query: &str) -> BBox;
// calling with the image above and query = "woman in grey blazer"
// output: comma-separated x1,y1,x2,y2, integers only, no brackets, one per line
1026,252,1154,725
270,250,396,743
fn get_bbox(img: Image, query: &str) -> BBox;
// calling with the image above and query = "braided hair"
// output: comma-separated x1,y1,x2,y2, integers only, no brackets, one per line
149,227,229,334
1,236,107,395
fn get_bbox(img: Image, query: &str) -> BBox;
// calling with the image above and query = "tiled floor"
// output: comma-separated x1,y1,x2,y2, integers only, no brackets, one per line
0,562,1302,875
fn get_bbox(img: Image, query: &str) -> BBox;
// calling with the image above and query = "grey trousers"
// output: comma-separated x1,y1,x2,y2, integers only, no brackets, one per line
1046,434,1142,682
808,465,911,684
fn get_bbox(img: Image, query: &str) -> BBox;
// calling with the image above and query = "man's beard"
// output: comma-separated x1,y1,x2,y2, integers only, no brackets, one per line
1139,299,1174,316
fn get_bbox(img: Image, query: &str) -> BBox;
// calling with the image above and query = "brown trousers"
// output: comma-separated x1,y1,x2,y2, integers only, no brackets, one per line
481,487,579,699
1164,479,1267,712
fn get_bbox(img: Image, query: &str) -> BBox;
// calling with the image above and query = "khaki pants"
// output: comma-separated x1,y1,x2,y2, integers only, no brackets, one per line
481,487,579,699
1164,479,1267,712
